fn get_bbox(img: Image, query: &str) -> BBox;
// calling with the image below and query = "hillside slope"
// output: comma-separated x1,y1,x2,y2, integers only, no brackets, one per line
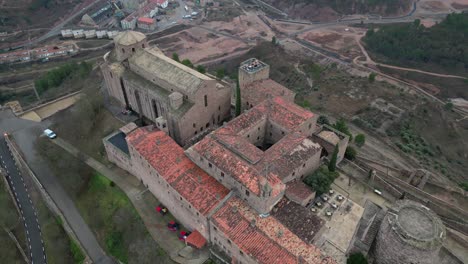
263,0,412,21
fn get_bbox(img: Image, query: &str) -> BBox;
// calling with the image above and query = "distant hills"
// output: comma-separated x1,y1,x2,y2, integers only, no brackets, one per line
263,0,412,21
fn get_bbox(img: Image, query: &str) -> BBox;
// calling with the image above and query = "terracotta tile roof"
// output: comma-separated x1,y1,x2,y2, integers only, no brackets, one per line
262,132,321,179
137,17,155,24
243,79,296,106
285,181,315,202
211,197,335,264
189,97,319,196
192,133,284,196
186,230,207,249
272,198,325,245
269,97,314,131
126,126,229,215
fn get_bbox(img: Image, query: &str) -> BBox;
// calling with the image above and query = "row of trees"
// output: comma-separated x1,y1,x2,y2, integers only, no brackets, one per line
172,53,206,74
364,14,468,71
34,61,92,94
172,53,230,79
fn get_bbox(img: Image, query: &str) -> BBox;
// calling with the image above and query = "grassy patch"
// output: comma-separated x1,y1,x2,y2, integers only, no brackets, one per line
70,238,85,264
77,173,131,263
36,139,173,263
0,178,25,263
36,198,75,264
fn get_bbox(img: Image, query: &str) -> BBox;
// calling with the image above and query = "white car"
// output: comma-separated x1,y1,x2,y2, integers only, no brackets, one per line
44,129,57,139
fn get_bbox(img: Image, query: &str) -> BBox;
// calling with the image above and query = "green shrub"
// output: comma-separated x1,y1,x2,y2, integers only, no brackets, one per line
347,252,368,264
345,146,357,160
196,65,206,73
70,239,85,264
216,68,225,79
355,134,366,147
181,59,193,68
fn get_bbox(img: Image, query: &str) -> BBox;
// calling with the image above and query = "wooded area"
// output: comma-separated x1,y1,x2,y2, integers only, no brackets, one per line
364,13,468,74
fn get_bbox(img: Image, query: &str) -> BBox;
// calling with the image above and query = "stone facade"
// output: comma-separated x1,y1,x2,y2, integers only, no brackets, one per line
101,31,231,146
374,200,446,264
238,58,296,111
312,125,349,164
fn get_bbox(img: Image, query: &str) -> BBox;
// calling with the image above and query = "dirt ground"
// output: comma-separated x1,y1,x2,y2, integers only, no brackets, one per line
155,27,249,64
154,11,273,64
298,26,367,60
416,0,468,14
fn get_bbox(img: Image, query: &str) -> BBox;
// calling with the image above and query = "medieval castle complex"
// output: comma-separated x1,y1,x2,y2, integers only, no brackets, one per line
101,31,456,264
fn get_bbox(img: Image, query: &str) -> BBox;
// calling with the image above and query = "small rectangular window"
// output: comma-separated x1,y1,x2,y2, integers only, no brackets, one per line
245,190,250,197
206,123,209,128
204,95,208,107
209,163,212,168
193,123,196,128
221,172,224,177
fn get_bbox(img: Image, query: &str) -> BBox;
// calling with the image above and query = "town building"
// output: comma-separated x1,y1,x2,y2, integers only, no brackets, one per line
137,17,156,30
101,31,231,146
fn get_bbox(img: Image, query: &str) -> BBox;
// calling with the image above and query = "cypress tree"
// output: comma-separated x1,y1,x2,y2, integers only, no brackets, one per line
328,145,339,172
235,78,241,116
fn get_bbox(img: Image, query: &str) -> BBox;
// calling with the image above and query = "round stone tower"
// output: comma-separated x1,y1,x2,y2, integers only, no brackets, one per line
374,200,446,264
113,31,148,61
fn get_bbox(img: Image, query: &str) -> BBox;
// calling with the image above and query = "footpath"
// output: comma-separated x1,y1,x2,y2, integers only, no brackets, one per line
52,137,209,264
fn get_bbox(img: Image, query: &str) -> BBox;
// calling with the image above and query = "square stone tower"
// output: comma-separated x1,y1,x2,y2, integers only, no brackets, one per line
238,58,270,89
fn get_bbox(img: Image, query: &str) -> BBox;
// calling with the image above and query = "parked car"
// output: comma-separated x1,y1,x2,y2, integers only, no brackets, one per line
44,129,57,139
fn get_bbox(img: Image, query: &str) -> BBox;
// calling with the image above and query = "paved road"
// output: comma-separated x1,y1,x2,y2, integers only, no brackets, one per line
0,110,114,264
0,137,46,264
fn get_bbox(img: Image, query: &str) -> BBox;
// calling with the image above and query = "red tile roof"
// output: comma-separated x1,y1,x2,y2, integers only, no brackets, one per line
193,134,284,196
189,97,319,196
137,17,155,24
285,181,315,202
186,230,207,249
243,79,296,107
211,197,336,264
126,127,229,215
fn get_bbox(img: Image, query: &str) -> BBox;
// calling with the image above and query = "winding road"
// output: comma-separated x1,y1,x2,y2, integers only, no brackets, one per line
0,137,46,264
0,110,114,264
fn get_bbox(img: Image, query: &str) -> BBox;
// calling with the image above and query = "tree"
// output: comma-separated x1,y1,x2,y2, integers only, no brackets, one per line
459,182,468,191
347,252,368,264
181,59,193,68
195,65,206,74
328,145,339,172
444,102,454,111
355,134,366,147
271,36,277,45
333,118,353,141
235,78,241,116
368,72,376,82
318,115,330,125
216,68,225,79
345,146,357,161
303,166,338,196
172,53,179,62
